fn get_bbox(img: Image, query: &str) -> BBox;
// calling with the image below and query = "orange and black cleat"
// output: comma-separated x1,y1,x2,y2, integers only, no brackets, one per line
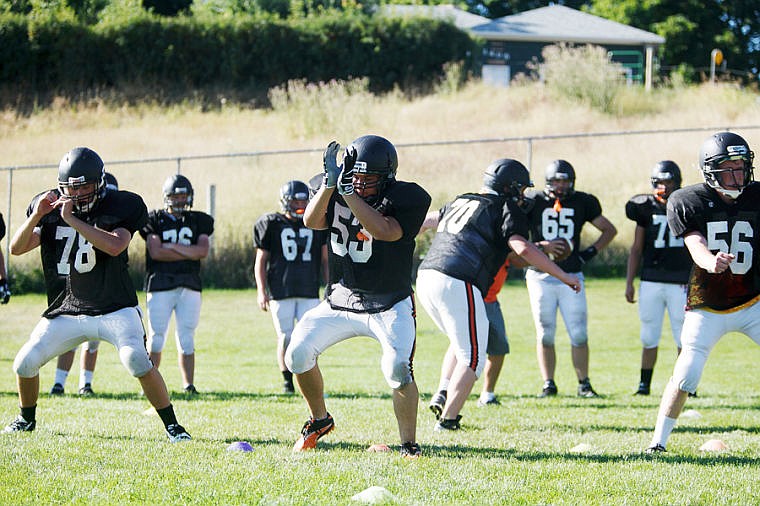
293,413,335,451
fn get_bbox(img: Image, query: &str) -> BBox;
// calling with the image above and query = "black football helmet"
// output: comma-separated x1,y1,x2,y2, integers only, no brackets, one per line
58,147,106,214
650,160,681,202
483,158,533,199
103,172,119,191
163,174,194,213
346,134,398,203
544,159,576,200
699,131,754,199
279,180,310,219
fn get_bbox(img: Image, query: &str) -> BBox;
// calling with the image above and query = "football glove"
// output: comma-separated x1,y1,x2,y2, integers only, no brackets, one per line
0,279,10,304
337,147,357,196
322,141,342,189
578,245,598,264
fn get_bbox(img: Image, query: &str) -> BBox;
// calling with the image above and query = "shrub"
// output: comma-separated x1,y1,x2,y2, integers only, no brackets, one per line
539,43,625,114
268,77,373,138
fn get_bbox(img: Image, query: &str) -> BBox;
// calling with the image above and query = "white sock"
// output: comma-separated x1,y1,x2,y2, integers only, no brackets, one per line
651,415,677,448
54,368,69,386
437,379,450,393
79,370,94,389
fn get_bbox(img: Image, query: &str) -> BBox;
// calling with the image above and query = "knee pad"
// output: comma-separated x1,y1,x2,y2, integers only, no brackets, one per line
381,355,414,390
176,325,196,355
539,330,556,347
119,345,153,377
671,348,707,394
147,333,166,354
285,340,317,375
569,332,588,347
13,345,45,378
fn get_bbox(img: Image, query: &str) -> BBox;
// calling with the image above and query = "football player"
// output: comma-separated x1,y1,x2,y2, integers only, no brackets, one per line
139,174,214,395
285,134,431,459
254,180,328,393
417,158,580,430
0,213,9,304
625,161,692,395
44,172,120,396
5,147,190,442
428,258,520,415
525,160,617,398
647,131,759,453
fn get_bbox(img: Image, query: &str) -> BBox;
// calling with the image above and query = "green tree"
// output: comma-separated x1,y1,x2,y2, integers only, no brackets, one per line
587,0,759,81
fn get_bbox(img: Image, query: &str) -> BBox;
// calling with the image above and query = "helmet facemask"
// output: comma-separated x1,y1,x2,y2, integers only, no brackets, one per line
651,174,678,203
280,182,309,220
345,136,398,206
546,174,574,200
164,190,192,214
703,154,754,200
59,177,103,214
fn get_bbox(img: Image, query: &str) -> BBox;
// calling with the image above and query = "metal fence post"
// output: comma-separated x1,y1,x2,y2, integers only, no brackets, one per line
4,168,13,277
207,184,216,256
526,138,533,173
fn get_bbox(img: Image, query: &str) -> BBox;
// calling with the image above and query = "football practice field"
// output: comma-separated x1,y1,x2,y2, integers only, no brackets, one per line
1,279,760,505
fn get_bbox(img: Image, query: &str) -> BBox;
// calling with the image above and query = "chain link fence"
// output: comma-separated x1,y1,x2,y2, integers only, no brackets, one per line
3,124,759,287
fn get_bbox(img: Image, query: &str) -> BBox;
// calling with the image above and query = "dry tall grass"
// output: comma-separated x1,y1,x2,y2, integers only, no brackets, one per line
1,81,759,275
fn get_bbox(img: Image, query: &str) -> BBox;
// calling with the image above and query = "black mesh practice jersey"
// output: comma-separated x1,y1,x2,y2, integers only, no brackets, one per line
525,190,603,273
626,193,692,284
667,182,760,312
27,189,66,304
419,192,529,295
254,212,327,300
139,210,214,292
41,190,148,318
324,180,431,313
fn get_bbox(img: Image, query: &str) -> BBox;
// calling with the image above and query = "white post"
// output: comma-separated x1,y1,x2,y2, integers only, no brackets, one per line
645,46,654,91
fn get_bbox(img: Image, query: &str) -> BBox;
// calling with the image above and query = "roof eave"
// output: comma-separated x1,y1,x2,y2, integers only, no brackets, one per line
473,32,664,46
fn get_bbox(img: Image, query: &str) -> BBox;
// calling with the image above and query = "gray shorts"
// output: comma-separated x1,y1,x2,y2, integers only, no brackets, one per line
485,300,509,355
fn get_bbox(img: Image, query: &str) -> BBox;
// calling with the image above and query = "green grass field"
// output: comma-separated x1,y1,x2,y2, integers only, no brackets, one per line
1,281,760,504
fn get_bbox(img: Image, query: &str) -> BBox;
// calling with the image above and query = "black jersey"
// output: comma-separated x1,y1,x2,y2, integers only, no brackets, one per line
27,189,67,304
41,190,148,318
419,192,529,295
254,212,326,300
626,194,691,284
139,210,214,292
0,212,5,241
667,182,760,312
525,190,603,273
324,180,431,313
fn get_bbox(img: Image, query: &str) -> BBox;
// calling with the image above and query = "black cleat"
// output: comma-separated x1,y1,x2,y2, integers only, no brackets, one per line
577,378,599,398
539,380,558,398
400,441,422,459
428,390,447,420
634,382,650,396
50,383,64,396
283,381,295,394
645,443,666,454
166,423,191,443
79,383,94,396
184,384,198,395
434,415,462,432
2,415,36,433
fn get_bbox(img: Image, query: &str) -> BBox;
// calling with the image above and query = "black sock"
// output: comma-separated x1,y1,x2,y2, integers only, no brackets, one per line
282,370,293,384
640,368,653,386
156,404,179,428
20,405,36,422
